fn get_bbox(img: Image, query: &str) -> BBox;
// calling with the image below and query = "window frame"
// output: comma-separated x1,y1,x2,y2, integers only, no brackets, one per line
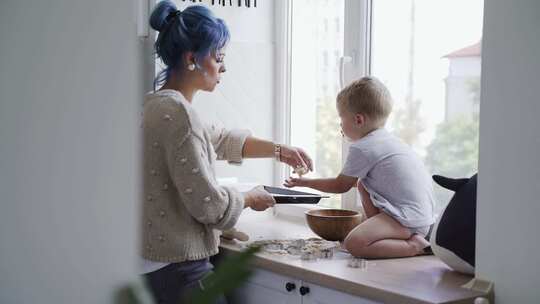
273,0,373,217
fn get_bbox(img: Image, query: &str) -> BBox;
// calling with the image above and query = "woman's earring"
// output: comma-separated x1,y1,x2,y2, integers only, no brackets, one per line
187,63,195,71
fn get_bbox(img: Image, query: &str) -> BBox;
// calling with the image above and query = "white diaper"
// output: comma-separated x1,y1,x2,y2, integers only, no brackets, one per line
409,225,431,237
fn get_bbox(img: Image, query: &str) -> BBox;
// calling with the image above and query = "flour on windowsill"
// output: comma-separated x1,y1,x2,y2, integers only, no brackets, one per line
248,238,340,260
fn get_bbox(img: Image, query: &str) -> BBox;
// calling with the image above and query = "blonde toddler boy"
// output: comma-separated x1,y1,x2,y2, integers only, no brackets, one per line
285,77,434,258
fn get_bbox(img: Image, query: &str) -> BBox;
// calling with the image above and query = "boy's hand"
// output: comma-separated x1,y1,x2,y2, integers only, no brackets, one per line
283,177,309,188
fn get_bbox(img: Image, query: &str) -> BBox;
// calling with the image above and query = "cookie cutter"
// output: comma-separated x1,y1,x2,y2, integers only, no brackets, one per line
347,257,368,269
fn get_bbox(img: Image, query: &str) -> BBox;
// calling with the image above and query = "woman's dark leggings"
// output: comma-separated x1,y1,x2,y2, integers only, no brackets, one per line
144,259,227,304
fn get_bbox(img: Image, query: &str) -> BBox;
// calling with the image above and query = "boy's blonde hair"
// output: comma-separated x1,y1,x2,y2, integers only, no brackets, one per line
337,76,393,128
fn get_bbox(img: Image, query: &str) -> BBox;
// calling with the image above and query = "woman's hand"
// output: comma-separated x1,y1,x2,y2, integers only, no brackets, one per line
279,145,313,175
283,177,309,188
243,185,276,211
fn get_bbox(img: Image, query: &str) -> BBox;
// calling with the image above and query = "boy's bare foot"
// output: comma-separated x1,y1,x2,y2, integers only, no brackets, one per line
408,234,431,255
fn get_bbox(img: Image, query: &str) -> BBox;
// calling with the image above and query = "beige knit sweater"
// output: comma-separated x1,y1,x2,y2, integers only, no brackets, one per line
141,90,250,263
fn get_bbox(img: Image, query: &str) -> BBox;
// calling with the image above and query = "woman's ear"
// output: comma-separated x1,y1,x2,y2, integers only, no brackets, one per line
183,52,196,68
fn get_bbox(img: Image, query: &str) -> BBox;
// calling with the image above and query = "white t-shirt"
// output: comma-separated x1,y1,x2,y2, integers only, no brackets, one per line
341,129,435,228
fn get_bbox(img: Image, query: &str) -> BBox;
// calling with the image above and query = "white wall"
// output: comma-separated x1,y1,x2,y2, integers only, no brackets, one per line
448,57,481,77
174,1,276,185
0,1,145,303
445,76,479,121
476,0,540,302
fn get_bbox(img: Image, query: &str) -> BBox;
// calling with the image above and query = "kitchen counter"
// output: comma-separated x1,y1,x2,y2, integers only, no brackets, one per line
219,209,487,304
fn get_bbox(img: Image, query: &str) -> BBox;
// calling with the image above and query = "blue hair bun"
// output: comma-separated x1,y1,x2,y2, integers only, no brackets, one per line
149,2,231,88
149,1,178,32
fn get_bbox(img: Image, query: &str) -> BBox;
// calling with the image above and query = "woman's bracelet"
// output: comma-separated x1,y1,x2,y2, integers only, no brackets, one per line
274,143,281,161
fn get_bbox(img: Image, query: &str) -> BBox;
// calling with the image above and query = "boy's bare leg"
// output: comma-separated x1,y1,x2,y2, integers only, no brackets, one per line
357,181,380,219
343,212,430,258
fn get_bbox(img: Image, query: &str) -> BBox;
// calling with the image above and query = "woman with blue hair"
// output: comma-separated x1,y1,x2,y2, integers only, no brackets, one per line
141,2,312,303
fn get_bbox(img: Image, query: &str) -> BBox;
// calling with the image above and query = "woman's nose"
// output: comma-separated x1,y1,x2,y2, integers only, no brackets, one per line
219,65,226,73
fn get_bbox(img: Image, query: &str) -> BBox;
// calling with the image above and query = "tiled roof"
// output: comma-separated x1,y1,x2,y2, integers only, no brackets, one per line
443,41,481,58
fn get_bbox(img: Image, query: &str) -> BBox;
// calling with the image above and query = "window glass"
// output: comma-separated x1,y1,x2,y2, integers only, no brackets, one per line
371,0,484,213
290,0,345,208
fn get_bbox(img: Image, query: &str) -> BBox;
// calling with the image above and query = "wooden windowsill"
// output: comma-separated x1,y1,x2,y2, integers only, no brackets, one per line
219,209,488,304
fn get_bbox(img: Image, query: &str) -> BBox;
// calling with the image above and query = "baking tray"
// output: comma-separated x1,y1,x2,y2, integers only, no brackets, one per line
264,186,329,204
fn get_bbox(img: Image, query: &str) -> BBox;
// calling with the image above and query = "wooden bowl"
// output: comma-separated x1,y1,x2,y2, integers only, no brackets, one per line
305,209,363,241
